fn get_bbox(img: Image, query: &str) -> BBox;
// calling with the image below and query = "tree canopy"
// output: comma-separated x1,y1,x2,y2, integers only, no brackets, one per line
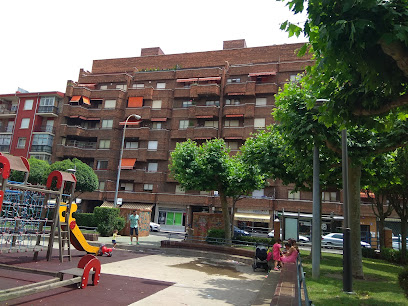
9,157,51,185
169,139,265,244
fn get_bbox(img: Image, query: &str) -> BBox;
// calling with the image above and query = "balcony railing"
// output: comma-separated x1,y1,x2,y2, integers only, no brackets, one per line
0,126,13,133
66,140,97,149
0,145,10,152
37,105,58,115
0,108,17,115
33,126,56,134
30,145,52,153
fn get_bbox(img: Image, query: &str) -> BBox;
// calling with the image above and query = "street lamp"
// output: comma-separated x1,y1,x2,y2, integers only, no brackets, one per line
114,114,141,207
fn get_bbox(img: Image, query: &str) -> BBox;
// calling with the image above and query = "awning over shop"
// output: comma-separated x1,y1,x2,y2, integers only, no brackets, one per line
248,72,276,77
120,158,136,170
128,96,143,107
101,201,153,211
234,213,271,222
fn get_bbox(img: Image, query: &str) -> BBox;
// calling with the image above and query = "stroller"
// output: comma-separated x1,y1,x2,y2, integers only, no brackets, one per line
252,244,269,271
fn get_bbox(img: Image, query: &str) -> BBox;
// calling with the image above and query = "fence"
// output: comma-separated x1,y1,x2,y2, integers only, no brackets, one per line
297,255,313,305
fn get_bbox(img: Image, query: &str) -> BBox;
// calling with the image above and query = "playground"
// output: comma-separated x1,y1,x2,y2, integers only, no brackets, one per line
0,154,267,305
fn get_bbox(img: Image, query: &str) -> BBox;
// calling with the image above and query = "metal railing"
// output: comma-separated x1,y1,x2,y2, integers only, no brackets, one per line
297,255,313,305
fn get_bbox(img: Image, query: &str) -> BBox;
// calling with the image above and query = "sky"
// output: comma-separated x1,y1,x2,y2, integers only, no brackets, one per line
0,0,307,94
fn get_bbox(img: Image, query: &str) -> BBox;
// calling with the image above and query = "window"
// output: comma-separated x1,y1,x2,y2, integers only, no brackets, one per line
133,83,144,89
152,122,162,129
32,134,53,146
100,85,108,90
116,84,127,90
224,120,239,127
125,141,139,149
17,137,26,149
148,140,158,150
120,182,133,191
40,97,55,106
11,104,18,112
20,118,30,129
0,135,11,145
225,99,240,105
144,183,153,191
24,99,33,110
175,185,185,194
256,98,267,106
157,82,166,89
206,100,219,106
227,78,241,83
179,120,190,129
147,162,158,172
152,100,162,109
254,118,266,129
97,160,108,170
226,141,239,150
98,181,105,191
322,192,337,202
252,189,264,198
182,101,193,107
204,120,218,128
101,120,113,129
104,99,116,109
7,121,14,132
99,139,111,149
288,190,300,200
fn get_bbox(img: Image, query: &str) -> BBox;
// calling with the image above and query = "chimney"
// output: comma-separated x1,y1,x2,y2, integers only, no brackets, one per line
141,47,165,57
223,39,247,50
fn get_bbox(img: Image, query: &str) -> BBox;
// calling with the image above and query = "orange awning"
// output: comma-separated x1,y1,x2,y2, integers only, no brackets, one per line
70,96,81,103
176,78,198,83
248,72,276,77
119,120,141,126
128,97,143,107
82,97,90,105
199,77,221,82
151,118,167,122
226,114,244,117
121,158,136,170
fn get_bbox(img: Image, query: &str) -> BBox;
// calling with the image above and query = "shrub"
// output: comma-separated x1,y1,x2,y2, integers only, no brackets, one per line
73,212,97,227
234,235,275,246
398,267,408,298
206,228,226,245
93,207,125,236
362,247,377,259
381,248,402,263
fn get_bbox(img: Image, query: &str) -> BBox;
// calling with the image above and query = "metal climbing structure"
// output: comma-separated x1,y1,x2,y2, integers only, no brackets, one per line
0,153,76,262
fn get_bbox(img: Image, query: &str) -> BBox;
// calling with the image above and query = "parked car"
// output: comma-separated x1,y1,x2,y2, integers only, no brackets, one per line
322,233,371,248
234,226,250,237
150,222,161,232
267,230,309,242
392,236,408,250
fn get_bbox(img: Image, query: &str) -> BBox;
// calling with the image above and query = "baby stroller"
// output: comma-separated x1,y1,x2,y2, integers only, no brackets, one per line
252,244,268,271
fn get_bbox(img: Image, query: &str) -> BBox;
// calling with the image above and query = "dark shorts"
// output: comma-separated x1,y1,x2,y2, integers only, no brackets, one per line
130,227,139,236
112,240,116,244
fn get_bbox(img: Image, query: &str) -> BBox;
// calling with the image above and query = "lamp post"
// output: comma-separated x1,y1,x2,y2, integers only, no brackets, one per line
342,128,352,292
114,114,141,207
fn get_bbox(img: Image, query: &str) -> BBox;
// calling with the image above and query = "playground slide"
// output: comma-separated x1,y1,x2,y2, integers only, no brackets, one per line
60,203,100,255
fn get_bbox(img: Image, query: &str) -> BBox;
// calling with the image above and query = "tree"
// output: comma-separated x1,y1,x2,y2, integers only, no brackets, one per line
169,139,265,245
50,158,98,194
9,157,51,185
277,0,408,279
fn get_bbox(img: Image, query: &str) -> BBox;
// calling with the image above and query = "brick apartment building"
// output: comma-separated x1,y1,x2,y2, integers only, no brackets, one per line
0,91,64,163
53,39,382,237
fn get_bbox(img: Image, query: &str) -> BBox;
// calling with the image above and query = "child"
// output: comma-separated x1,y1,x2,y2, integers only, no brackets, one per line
112,229,118,248
272,238,282,271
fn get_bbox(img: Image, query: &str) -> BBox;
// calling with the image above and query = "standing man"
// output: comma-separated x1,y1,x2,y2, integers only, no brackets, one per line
128,210,139,245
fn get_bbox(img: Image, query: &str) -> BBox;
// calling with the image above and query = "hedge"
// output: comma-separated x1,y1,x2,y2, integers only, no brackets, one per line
93,207,125,237
73,212,97,227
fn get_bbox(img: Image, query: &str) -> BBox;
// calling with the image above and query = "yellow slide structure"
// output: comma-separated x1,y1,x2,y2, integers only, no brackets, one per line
59,203,100,255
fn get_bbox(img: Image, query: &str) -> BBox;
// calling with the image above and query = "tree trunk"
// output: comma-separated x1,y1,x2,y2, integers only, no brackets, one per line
378,217,385,250
219,190,232,246
348,164,364,279
401,217,407,264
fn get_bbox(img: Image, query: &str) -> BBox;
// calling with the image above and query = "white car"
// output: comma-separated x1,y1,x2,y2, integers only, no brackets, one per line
150,222,161,232
267,230,309,242
392,236,408,250
322,233,371,248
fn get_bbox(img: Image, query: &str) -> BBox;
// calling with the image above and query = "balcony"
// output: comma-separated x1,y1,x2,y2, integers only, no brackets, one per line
0,107,17,118
225,81,256,96
78,72,131,84
170,128,194,139
120,170,165,183
193,127,218,140
71,86,92,98
190,84,220,97
174,87,191,98
66,140,97,149
222,126,253,140
223,103,255,118
123,127,150,139
156,193,210,206
255,83,279,94
127,87,154,100
36,105,59,117
33,125,56,134
63,104,103,119
190,105,219,118
0,126,13,133
122,148,168,162
30,145,52,153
